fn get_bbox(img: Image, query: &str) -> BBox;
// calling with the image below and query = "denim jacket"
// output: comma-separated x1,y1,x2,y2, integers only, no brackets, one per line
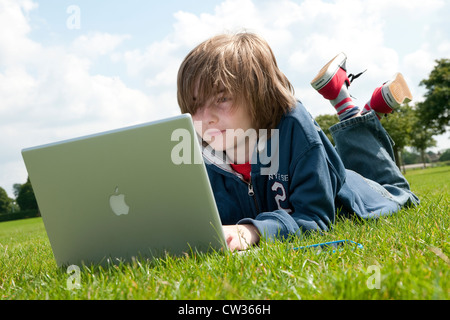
202,102,417,240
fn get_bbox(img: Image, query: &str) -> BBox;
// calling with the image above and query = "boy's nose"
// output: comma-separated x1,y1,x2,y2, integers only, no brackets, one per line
204,107,219,125
194,104,218,125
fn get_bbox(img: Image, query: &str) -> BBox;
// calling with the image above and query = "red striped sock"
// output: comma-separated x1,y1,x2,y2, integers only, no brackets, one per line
331,84,360,121
361,99,383,120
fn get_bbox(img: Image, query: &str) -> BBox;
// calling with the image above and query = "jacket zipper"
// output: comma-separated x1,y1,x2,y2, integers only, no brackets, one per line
209,160,261,214
247,178,260,214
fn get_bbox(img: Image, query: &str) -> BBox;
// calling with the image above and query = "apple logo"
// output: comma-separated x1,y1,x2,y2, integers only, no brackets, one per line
109,186,130,216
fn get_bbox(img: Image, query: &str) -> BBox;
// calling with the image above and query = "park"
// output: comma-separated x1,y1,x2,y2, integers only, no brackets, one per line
0,165,448,300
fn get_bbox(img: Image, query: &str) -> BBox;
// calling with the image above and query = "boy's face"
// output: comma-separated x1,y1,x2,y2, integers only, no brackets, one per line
192,89,256,163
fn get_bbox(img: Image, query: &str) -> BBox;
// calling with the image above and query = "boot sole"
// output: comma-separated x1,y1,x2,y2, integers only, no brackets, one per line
382,73,413,109
311,52,347,90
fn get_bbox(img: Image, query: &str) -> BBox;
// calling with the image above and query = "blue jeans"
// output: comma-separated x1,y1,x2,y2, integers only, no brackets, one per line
329,111,419,209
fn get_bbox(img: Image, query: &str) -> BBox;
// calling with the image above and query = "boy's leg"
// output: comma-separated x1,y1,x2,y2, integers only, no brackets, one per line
327,71,413,185
329,111,419,206
311,54,418,205
329,111,404,186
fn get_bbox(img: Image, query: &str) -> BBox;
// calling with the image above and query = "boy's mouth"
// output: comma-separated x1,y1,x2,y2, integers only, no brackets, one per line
205,129,226,138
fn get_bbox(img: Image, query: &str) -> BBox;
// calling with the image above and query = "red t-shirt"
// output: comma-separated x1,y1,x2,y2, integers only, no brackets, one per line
230,162,251,182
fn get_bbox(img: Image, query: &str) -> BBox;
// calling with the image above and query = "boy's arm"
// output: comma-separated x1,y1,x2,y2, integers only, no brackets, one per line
238,144,341,240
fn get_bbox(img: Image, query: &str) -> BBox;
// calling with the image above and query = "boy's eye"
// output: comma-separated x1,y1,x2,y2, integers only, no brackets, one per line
216,96,230,104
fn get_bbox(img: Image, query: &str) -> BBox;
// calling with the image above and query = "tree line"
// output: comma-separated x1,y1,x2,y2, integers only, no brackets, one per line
316,58,449,170
0,177,39,220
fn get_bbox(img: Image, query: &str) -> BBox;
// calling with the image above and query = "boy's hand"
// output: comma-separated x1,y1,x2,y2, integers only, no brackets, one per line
223,224,260,251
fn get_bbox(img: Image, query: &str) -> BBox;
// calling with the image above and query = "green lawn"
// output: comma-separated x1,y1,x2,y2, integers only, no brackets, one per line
0,166,448,300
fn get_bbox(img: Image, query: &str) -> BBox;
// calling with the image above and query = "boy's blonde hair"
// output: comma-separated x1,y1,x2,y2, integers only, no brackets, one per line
177,32,296,130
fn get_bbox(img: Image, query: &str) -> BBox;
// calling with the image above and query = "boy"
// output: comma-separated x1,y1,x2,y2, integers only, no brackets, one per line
177,32,419,251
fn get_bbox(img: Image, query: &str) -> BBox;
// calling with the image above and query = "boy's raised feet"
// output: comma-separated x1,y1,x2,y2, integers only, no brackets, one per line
361,73,413,119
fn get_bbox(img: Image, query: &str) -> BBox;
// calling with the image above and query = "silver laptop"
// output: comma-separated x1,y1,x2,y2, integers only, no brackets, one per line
22,114,227,267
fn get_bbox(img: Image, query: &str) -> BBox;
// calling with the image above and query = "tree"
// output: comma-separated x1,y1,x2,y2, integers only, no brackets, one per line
381,103,415,170
0,187,12,214
314,114,339,145
409,111,437,168
439,149,450,162
13,183,21,198
416,58,450,134
16,177,38,212
402,150,421,165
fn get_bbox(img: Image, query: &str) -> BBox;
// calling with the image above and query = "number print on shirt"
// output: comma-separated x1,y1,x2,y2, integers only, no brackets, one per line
271,182,292,213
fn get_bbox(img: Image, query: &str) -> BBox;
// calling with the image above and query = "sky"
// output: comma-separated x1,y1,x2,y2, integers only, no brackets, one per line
1,0,449,197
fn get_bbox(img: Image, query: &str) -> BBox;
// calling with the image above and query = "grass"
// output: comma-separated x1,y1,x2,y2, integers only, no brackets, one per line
0,166,448,300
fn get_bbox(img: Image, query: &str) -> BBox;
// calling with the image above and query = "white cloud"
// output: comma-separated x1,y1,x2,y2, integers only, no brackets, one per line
121,0,447,103
0,0,41,65
402,47,435,100
0,0,166,196
122,39,182,78
71,32,131,58
437,41,450,56
366,0,445,12
172,0,262,45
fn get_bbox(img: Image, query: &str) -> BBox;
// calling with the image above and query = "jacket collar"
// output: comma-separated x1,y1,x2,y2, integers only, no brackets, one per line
197,129,279,178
